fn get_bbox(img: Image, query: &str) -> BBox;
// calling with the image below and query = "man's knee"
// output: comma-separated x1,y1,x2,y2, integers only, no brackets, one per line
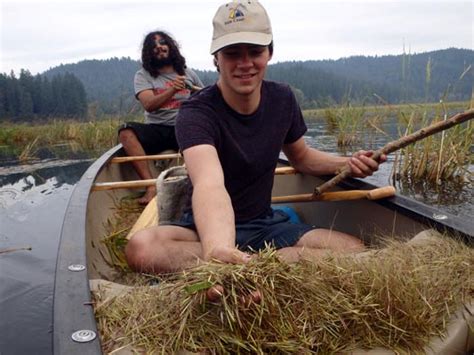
125,230,161,271
344,236,365,252
299,228,365,252
118,128,137,145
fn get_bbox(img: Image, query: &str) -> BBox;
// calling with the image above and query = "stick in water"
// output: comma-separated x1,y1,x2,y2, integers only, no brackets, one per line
314,109,474,196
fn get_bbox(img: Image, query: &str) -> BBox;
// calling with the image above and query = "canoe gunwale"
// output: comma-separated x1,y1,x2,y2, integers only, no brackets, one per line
322,169,473,242
53,145,121,354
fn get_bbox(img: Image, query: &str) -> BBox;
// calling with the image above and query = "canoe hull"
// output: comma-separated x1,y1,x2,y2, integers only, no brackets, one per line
53,145,473,354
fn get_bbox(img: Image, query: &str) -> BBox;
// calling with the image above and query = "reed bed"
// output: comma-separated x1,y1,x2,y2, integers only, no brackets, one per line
323,104,366,147
303,101,469,123
94,235,473,354
0,116,139,160
393,109,473,183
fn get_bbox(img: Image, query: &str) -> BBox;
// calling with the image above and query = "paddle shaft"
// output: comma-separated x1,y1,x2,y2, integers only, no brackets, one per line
314,109,474,195
272,186,395,203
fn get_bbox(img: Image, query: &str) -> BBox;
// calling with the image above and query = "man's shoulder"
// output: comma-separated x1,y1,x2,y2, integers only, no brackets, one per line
135,67,147,76
187,84,217,101
263,80,291,92
262,80,294,100
179,84,218,114
184,67,198,76
134,68,152,81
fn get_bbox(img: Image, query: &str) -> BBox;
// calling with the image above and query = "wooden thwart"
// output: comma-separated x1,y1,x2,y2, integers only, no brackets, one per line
110,153,182,164
91,166,297,191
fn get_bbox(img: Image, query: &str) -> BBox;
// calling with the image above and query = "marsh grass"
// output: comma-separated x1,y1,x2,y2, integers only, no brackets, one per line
18,136,40,163
94,236,473,354
323,103,366,147
0,116,140,160
303,100,472,184
393,108,473,183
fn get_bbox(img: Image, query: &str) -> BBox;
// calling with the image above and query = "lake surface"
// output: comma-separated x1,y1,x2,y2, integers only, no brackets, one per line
0,160,91,354
304,120,473,218
0,122,472,353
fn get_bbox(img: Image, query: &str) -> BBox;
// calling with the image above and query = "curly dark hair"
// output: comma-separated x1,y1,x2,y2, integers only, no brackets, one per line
141,31,187,78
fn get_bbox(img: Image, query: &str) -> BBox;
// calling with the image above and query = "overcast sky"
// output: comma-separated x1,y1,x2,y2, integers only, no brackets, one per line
1,0,472,75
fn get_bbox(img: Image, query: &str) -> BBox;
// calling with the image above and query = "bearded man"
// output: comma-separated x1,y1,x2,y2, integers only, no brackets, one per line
119,31,203,204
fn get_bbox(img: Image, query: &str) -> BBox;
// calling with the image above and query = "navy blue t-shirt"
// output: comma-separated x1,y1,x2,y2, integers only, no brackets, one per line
175,80,307,222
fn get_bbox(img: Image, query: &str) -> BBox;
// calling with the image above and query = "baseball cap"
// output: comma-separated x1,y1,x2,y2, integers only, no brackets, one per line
210,0,273,54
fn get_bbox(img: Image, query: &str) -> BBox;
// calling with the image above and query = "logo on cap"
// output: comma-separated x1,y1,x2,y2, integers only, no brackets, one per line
226,4,246,24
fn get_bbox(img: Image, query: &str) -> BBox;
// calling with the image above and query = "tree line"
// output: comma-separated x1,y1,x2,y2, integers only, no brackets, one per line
1,48,472,121
45,48,472,116
0,70,87,121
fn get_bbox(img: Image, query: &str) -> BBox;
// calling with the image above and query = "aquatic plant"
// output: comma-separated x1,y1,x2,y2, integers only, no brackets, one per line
323,102,366,147
0,116,141,161
94,234,473,354
18,136,39,163
393,104,473,184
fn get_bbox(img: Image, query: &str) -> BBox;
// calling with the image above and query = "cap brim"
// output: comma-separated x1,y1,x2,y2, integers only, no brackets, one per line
210,32,272,54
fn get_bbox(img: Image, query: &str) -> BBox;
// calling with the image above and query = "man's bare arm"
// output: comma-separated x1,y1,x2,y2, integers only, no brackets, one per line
183,144,251,263
282,137,385,178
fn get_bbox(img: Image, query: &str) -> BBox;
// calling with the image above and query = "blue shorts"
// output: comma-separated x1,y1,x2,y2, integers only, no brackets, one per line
168,208,315,252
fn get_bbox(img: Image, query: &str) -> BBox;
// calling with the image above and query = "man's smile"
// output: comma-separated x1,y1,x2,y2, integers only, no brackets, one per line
234,73,257,80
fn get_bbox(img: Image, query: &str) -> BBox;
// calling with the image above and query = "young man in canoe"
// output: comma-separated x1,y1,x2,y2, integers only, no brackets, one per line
125,1,386,273
119,30,203,204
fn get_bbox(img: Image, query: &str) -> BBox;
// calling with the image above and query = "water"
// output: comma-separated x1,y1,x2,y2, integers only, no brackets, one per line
0,160,91,354
304,120,474,218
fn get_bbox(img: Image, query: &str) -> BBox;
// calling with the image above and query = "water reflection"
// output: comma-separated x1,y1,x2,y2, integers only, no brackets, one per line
0,160,91,354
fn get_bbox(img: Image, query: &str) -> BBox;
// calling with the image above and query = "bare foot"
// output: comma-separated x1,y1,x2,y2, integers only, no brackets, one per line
206,285,224,302
239,290,262,308
138,186,156,205
206,285,262,306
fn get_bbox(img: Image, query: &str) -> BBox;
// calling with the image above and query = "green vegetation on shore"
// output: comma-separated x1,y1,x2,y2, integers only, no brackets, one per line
1,101,472,186
0,116,138,161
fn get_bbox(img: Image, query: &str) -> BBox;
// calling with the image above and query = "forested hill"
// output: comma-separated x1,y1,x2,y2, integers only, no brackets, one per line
43,48,473,114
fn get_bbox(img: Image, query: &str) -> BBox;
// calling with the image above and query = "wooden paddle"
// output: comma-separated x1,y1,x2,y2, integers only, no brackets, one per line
271,186,395,203
126,196,158,240
314,109,474,195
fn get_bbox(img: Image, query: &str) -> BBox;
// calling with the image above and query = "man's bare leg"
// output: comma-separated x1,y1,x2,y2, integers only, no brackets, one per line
119,128,156,204
125,225,204,273
276,228,365,263
126,226,260,304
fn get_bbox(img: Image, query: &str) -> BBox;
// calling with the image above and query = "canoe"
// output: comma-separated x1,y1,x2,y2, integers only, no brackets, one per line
53,144,473,354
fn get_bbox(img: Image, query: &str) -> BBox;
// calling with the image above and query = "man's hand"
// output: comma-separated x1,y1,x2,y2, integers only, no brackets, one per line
172,75,187,91
204,246,262,305
348,150,387,178
206,245,252,264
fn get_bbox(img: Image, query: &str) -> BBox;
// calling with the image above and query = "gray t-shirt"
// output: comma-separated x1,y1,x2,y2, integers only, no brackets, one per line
134,68,203,125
